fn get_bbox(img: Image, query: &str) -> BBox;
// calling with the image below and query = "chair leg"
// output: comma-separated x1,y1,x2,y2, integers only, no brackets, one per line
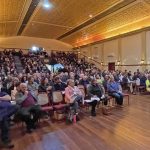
128,96,129,105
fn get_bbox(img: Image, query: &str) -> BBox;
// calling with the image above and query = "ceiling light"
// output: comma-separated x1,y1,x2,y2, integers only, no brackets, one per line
32,46,38,51
89,14,93,18
43,3,50,8
43,1,52,9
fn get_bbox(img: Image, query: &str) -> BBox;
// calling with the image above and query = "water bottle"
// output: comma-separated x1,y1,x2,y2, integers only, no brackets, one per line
73,115,76,123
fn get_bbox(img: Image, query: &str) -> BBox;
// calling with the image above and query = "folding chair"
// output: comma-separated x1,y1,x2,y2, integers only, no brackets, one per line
123,93,130,105
52,91,68,121
37,92,53,119
78,85,90,111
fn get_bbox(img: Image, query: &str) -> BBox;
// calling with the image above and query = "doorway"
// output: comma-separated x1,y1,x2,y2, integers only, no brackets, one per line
108,62,115,71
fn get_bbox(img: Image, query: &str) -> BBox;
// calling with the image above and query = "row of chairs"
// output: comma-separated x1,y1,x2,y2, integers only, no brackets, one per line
77,84,130,107
37,91,67,121
14,85,130,125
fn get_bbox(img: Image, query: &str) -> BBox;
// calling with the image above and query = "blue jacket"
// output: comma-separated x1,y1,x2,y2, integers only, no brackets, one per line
0,92,12,121
107,82,120,93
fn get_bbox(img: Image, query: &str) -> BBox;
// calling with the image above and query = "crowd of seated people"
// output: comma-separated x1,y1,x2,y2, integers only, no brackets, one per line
0,51,17,76
1,49,150,149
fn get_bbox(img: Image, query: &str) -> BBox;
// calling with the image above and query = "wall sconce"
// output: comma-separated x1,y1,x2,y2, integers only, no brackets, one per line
88,57,91,59
140,59,144,64
101,61,103,65
117,61,121,65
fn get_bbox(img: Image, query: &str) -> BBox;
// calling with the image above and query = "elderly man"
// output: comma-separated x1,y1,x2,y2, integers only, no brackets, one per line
15,83,42,133
0,92,18,149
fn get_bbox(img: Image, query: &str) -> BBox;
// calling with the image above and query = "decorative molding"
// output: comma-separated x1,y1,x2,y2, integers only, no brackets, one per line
103,64,150,67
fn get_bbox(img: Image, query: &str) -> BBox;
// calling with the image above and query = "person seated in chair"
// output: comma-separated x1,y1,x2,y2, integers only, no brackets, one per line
87,79,109,116
15,83,42,133
38,77,53,93
139,73,147,87
0,92,18,149
27,76,39,96
53,76,67,91
65,79,83,117
79,75,89,88
146,75,150,92
107,76,124,107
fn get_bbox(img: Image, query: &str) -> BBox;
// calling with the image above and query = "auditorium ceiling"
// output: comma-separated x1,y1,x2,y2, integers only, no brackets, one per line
1,0,150,47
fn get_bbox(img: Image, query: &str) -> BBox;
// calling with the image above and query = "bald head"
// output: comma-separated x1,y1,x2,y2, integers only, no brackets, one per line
20,83,27,93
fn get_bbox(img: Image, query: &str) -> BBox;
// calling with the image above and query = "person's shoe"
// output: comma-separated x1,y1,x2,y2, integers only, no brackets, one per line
0,141,14,149
116,105,124,108
26,128,33,134
119,105,124,108
32,124,38,129
91,111,96,117
4,139,11,143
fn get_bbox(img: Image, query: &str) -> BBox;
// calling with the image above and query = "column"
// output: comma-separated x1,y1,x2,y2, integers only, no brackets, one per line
101,43,104,69
141,31,147,71
118,38,122,70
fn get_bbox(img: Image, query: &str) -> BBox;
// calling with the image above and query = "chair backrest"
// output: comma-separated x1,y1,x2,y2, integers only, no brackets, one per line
37,93,49,106
79,88,85,98
77,85,84,89
77,85,85,98
52,91,63,103
11,89,17,100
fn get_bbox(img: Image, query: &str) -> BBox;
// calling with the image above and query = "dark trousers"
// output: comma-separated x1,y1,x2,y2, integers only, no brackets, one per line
0,104,18,143
1,117,9,143
109,92,123,105
101,97,108,106
18,105,41,129
88,100,97,113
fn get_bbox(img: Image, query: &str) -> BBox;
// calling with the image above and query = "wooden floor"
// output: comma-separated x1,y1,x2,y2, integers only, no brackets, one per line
4,95,150,150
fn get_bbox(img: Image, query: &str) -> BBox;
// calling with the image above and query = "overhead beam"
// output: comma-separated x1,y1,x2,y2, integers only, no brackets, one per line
17,0,40,35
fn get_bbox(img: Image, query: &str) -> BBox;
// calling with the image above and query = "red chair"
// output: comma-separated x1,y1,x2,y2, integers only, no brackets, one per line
37,92,53,113
52,91,68,109
123,93,130,105
52,91,68,121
